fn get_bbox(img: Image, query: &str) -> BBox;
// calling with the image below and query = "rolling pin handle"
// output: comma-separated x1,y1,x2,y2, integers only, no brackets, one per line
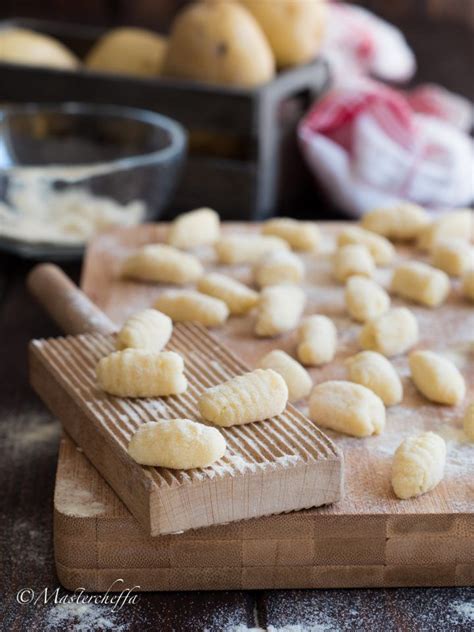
27,263,117,336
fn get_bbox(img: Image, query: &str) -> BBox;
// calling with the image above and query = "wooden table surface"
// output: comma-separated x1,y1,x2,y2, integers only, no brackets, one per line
1,252,473,632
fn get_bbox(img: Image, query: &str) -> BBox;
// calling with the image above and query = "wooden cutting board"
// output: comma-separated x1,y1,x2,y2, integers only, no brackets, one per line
55,222,473,590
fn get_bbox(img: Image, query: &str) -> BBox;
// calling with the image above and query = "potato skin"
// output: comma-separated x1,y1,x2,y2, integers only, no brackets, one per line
0,28,79,69
162,0,275,87
240,0,327,67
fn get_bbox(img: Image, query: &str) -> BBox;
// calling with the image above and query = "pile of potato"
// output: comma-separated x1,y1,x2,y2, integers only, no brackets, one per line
0,0,328,87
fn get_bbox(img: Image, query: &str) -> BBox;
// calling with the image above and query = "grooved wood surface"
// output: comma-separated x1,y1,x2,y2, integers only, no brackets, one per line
52,221,473,590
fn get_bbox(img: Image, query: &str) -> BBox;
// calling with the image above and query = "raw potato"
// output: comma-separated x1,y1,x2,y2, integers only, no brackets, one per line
116,309,172,352
362,203,430,240
409,350,465,405
391,432,446,499
391,261,450,307
345,276,390,323
255,285,306,337
334,244,375,283
262,217,320,251
122,244,203,284
154,290,229,327
337,226,394,266
462,268,474,301
215,234,289,264
162,0,275,87
198,368,288,426
417,209,473,251
432,238,473,277
85,28,167,76
257,349,312,403
254,250,304,287
198,272,258,315
297,315,337,366
345,351,403,406
128,419,226,469
359,308,419,357
240,0,327,68
309,381,385,438
97,349,187,397
463,403,474,441
0,28,79,69
168,207,220,250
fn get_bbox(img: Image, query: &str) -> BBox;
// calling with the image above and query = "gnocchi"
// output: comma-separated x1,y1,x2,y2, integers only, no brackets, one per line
417,209,473,251
122,244,203,284
198,368,288,426
254,249,304,287
333,244,375,283
391,432,446,499
262,217,320,251
338,225,394,265
255,285,306,337
362,203,430,241
309,380,385,438
97,349,187,397
154,290,229,327
463,403,474,441
462,267,474,301
128,419,226,469
296,315,337,366
197,272,258,315
257,349,312,403
345,351,403,406
391,261,450,307
409,350,465,405
432,238,473,277
116,309,172,352
359,307,419,357
345,276,390,323
215,234,289,264
167,207,220,249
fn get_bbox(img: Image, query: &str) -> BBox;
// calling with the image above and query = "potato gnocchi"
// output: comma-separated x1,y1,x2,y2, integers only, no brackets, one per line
254,249,304,287
362,203,430,241
167,207,220,249
345,351,403,406
334,244,375,283
215,234,289,264
432,238,473,277
197,272,258,315
309,380,385,438
297,315,337,366
116,309,172,352
122,243,203,284
417,209,473,251
128,419,226,469
391,261,450,307
359,307,419,357
198,368,288,426
338,225,394,265
255,284,306,337
409,350,465,405
257,349,312,403
345,276,390,323
391,432,446,499
154,290,229,327
262,217,320,251
97,349,187,397
462,268,474,301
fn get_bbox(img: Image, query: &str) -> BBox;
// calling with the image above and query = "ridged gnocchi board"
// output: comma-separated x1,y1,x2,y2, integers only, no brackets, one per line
28,265,343,537
52,221,474,590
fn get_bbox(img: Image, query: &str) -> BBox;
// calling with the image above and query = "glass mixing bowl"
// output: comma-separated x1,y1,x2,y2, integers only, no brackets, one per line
0,102,187,260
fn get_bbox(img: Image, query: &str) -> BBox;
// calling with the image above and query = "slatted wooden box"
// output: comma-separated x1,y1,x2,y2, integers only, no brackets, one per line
0,18,329,219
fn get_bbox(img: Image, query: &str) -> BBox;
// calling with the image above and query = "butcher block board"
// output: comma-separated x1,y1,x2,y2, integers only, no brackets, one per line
55,222,473,590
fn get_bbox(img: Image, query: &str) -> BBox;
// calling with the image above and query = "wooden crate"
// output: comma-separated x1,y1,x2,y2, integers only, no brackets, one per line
0,18,329,220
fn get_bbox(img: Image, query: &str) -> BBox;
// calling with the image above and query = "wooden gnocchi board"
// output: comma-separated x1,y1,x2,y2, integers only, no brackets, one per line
55,222,473,590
